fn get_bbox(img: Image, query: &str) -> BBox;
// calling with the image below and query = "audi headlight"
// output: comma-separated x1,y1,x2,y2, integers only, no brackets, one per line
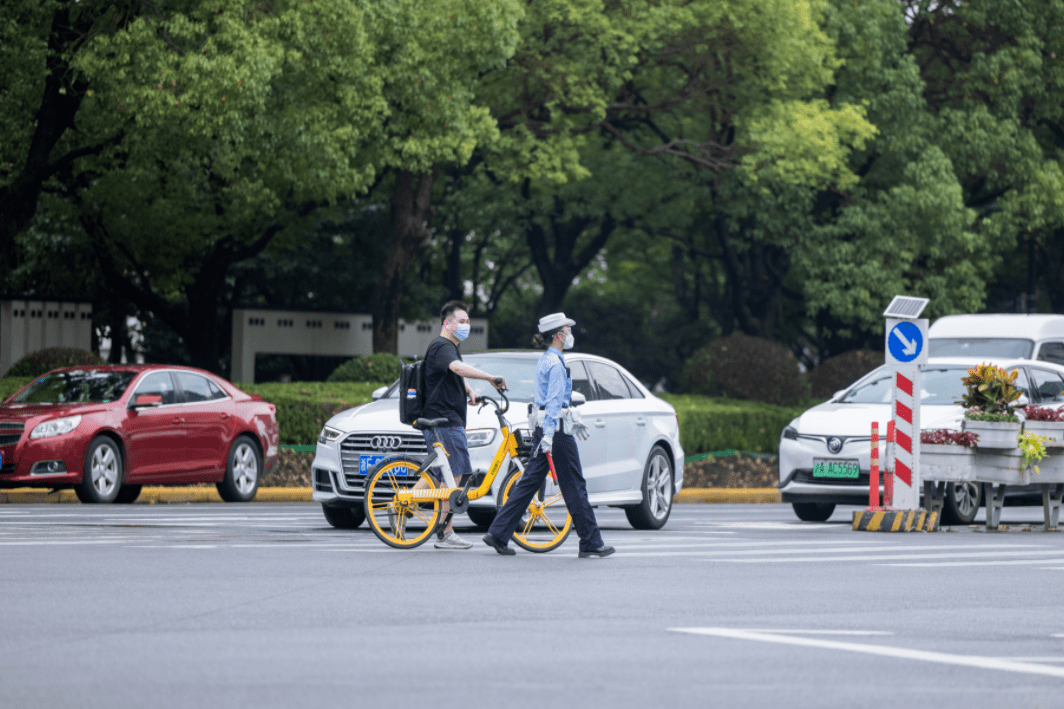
466,429,497,448
319,426,343,445
30,415,82,439
782,425,799,441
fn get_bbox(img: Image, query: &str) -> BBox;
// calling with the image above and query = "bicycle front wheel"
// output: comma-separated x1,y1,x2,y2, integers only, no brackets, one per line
500,466,572,552
363,456,442,549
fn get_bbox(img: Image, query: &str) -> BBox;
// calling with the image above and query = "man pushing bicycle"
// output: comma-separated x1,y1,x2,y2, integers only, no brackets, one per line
421,300,507,549
483,313,615,558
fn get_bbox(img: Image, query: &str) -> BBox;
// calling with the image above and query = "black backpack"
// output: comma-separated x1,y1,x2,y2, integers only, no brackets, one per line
398,357,444,426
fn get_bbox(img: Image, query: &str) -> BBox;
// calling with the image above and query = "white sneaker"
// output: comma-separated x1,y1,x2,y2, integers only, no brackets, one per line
435,531,473,549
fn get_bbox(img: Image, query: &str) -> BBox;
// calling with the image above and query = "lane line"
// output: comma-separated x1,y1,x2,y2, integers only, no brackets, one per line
731,629,894,636
668,627,1064,679
883,559,1064,567
712,550,1064,563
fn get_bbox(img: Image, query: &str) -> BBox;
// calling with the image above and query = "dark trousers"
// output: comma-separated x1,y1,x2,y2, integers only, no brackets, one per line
489,427,604,552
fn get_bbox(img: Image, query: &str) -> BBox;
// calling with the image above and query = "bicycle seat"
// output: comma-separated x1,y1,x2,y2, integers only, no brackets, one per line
412,417,450,430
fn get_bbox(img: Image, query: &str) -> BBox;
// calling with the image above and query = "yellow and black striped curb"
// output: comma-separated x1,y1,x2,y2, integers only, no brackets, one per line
675,488,781,504
0,487,313,504
0,486,779,505
852,509,938,532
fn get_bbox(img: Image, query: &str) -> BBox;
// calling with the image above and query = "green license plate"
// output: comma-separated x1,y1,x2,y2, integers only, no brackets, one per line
812,459,860,479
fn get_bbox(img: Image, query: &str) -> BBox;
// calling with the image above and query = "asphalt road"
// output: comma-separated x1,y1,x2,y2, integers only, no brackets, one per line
2,502,1063,709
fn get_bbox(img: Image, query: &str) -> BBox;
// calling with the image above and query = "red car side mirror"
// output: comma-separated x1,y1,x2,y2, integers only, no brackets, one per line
131,394,163,409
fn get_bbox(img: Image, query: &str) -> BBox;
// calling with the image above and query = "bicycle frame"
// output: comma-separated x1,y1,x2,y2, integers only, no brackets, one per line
394,397,523,505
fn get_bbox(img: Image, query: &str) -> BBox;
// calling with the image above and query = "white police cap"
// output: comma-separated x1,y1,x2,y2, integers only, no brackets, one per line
538,312,576,333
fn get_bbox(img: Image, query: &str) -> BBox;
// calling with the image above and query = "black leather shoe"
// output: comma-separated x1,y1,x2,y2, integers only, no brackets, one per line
578,545,615,558
482,533,516,556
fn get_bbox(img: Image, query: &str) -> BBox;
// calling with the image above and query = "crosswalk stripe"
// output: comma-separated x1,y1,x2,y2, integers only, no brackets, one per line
717,550,1064,563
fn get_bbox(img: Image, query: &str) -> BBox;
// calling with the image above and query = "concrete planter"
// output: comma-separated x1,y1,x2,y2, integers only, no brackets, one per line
961,419,1022,449
921,445,977,482
1023,420,1064,447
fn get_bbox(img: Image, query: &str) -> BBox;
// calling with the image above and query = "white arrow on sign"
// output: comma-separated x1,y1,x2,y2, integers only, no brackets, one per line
892,327,918,356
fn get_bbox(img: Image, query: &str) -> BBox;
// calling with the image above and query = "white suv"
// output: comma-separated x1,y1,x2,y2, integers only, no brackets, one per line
312,351,684,532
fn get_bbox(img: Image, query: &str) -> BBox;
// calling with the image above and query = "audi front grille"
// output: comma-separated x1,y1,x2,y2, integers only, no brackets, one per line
339,433,427,490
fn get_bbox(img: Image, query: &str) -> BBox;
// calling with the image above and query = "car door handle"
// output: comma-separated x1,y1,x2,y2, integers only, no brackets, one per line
636,417,646,426
172,417,185,424
594,419,606,428
219,413,230,420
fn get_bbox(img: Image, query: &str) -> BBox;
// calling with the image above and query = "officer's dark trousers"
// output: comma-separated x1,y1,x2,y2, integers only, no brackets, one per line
488,427,604,552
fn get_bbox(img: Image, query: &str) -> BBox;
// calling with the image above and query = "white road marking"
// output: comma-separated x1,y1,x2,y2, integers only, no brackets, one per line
883,559,1064,567
996,658,1064,663
733,630,894,636
715,550,1064,563
618,543,1046,559
669,627,1064,679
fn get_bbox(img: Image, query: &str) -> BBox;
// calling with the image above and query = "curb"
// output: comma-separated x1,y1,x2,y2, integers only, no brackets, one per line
674,488,780,504
852,509,938,532
0,487,314,504
0,486,778,505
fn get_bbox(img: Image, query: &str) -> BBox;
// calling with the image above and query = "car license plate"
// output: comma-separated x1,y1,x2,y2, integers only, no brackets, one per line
359,454,409,476
812,458,860,479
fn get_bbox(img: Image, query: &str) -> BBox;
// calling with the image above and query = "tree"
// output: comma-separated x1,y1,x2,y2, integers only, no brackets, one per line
15,0,523,370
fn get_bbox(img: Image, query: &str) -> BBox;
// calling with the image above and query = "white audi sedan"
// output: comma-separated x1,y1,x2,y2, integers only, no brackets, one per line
779,357,1064,525
312,351,684,531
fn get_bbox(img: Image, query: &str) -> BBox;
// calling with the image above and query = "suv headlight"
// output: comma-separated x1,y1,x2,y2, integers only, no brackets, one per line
466,429,497,448
319,426,343,445
782,425,798,440
30,415,82,439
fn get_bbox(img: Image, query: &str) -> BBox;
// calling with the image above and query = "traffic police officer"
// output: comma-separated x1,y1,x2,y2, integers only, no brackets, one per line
483,313,615,558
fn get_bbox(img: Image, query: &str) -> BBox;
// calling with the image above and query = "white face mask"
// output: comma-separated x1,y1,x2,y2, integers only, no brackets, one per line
563,331,574,350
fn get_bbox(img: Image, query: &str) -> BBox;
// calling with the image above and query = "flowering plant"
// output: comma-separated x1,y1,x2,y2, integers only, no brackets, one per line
921,429,979,448
1021,405,1064,422
959,363,1021,422
1018,430,1049,474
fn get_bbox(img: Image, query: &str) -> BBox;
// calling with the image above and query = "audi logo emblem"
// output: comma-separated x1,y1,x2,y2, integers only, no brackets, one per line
370,435,404,451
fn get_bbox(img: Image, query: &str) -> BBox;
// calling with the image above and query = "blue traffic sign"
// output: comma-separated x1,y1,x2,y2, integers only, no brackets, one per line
888,321,924,363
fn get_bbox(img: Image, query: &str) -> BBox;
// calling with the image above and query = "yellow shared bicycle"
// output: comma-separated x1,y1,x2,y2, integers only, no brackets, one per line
362,387,572,551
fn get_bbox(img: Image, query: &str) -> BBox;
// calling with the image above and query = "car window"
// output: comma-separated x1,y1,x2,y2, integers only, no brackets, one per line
11,370,137,404
569,361,596,401
587,361,632,400
175,372,215,403
928,338,1034,359
1013,368,1032,400
1038,342,1064,367
839,366,972,405
1030,368,1064,404
623,374,645,398
207,378,228,400
134,372,179,405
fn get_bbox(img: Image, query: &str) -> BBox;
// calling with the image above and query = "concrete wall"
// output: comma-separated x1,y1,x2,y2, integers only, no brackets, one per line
231,309,488,383
0,300,94,376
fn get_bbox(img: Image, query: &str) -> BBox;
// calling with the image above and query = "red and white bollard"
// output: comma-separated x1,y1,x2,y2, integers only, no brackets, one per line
867,422,880,510
884,420,895,509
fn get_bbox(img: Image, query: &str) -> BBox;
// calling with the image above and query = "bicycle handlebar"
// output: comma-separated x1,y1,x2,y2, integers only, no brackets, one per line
477,388,509,415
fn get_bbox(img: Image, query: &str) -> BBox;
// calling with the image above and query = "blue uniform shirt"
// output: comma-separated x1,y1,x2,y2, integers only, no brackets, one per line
535,347,571,438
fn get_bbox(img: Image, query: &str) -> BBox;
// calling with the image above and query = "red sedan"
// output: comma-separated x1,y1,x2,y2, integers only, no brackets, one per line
0,365,279,503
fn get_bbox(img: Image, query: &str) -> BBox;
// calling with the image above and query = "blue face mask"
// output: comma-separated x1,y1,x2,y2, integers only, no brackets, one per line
454,324,470,341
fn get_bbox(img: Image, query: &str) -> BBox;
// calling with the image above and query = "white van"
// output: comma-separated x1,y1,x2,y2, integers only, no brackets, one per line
928,314,1064,365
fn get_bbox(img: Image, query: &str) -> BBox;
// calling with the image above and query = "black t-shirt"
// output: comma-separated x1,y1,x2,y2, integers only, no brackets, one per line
423,336,467,427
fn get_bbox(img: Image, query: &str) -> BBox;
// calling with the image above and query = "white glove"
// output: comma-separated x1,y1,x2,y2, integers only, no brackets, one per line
565,408,590,440
539,434,553,456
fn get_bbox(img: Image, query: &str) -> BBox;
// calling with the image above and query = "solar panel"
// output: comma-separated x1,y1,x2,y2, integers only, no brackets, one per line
882,295,929,319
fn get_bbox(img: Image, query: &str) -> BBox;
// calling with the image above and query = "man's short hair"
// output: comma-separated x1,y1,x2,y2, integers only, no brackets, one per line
440,300,470,324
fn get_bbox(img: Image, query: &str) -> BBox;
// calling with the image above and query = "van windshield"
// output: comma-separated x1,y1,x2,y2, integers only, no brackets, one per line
840,367,973,405
929,338,1034,359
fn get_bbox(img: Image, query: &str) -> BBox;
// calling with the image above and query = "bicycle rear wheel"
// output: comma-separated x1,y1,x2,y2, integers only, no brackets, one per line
500,466,572,552
364,456,442,549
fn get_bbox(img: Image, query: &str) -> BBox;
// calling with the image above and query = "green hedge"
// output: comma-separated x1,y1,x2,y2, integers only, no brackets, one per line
659,394,822,455
234,381,382,445
0,377,35,401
